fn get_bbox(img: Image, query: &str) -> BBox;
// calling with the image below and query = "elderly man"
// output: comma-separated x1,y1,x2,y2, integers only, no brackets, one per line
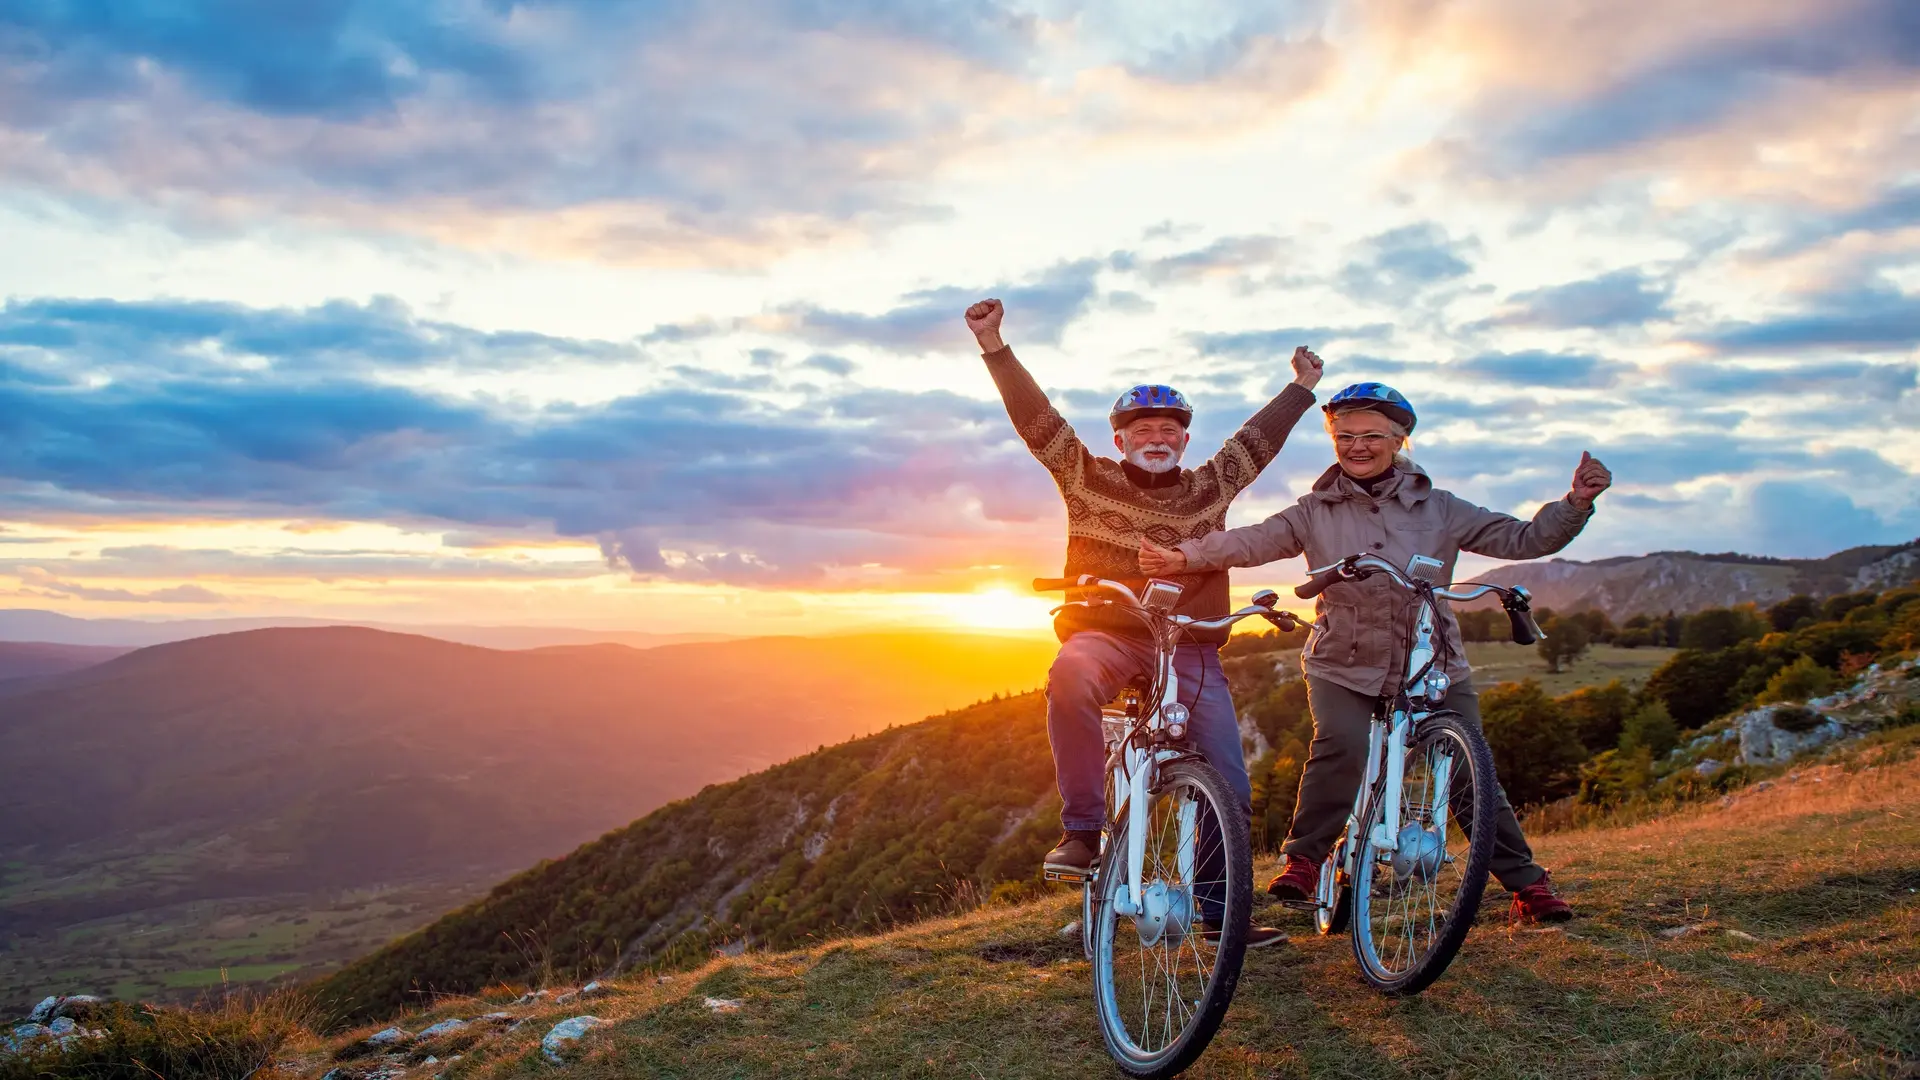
964,298,1321,946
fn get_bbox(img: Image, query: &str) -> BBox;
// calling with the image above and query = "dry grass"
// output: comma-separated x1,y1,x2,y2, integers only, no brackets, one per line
276,754,1919,1080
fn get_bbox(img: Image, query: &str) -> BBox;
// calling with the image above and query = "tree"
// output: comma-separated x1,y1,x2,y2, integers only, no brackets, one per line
1766,594,1820,632
1679,606,1766,651
1617,701,1680,757
1556,679,1635,755
1759,655,1835,704
1537,615,1591,673
1478,679,1587,807
1642,642,1764,728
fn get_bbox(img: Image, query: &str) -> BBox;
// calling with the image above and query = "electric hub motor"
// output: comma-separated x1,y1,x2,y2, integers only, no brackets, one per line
1133,881,1194,948
1390,821,1447,883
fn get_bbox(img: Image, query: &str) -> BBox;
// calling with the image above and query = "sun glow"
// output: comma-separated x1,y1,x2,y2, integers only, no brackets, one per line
921,585,1058,632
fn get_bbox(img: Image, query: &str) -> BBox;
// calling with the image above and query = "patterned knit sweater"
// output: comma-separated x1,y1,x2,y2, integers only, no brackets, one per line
984,346,1317,645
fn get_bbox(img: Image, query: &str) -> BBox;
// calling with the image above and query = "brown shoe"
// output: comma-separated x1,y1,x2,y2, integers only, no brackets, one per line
1266,855,1320,907
1509,871,1573,924
1043,831,1101,877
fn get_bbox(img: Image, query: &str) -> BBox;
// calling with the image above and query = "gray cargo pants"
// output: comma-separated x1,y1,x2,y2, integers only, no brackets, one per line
1283,676,1547,891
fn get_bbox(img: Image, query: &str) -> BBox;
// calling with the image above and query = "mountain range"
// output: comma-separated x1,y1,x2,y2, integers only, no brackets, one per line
0,627,1056,1009
0,609,735,651
1487,540,1920,618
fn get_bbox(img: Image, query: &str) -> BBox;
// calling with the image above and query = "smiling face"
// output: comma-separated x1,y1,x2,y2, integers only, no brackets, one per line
1328,408,1404,480
1113,415,1190,474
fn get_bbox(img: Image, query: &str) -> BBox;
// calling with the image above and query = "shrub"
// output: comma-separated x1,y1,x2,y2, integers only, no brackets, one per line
0,995,309,1080
1576,746,1653,808
1618,701,1680,758
1478,679,1587,807
1556,680,1635,755
1643,643,1764,729
1759,655,1835,704
1770,704,1824,734
1766,594,1820,632
1678,606,1767,651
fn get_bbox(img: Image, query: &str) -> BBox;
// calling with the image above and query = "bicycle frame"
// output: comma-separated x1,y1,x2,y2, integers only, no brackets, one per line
1037,575,1297,917
1299,554,1542,916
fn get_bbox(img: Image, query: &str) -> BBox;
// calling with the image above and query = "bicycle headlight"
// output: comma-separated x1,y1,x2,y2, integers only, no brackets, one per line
1424,671,1450,703
1162,702,1189,739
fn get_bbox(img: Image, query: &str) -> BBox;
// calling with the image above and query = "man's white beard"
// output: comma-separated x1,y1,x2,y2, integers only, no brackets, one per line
1126,441,1183,474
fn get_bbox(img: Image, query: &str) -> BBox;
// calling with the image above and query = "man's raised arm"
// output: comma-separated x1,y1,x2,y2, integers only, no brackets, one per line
966,298,1090,481
1200,345,1323,496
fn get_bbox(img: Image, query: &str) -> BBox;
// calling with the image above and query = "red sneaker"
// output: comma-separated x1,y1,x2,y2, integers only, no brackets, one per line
1266,855,1320,908
1509,871,1573,924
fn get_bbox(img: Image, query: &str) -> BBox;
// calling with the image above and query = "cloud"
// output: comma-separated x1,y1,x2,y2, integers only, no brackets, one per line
1658,358,1917,398
778,259,1104,351
1746,480,1919,558
1476,269,1673,330
1448,0,1920,170
0,295,639,377
1338,223,1478,304
1190,324,1393,360
16,566,227,604
1452,351,1632,389
1690,285,1920,353
0,301,1075,586
1123,234,1290,285
0,2,1338,260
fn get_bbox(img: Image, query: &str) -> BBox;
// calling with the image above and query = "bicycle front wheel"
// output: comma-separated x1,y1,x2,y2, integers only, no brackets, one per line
1090,758,1252,1079
1350,711,1496,995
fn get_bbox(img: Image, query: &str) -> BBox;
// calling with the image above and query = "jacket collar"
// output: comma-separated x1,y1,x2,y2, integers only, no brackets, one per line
1309,461,1433,508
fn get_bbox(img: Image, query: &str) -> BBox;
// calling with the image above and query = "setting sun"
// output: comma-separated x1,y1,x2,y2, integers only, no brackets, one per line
924,585,1058,632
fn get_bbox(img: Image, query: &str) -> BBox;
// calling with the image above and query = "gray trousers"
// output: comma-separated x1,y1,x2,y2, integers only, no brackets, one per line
1283,676,1547,891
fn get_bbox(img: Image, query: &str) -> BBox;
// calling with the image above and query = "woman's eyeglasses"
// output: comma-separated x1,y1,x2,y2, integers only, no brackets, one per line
1332,433,1397,449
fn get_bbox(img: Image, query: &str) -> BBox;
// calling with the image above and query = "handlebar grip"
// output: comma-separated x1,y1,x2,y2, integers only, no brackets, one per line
1507,605,1542,646
1294,568,1341,600
1032,577,1078,592
1263,611,1301,631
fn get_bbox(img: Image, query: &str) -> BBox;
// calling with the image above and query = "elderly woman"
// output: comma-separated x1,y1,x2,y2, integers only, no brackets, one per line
1139,382,1612,923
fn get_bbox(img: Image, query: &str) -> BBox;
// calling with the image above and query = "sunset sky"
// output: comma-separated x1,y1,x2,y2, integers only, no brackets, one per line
2,0,1917,635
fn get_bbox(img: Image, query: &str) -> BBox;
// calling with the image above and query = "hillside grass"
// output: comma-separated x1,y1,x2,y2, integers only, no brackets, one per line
282,757,1918,1079
1462,642,1677,696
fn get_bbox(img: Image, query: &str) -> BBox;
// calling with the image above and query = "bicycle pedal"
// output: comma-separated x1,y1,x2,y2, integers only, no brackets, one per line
1044,866,1094,885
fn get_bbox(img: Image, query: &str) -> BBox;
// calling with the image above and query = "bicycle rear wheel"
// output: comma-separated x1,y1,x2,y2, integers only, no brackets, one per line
1350,711,1496,995
1090,759,1252,1078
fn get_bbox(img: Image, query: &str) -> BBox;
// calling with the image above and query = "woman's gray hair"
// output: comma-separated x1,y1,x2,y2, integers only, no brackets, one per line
1323,408,1415,466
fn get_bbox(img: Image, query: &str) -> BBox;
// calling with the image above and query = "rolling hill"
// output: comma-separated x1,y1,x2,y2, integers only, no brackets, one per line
1485,539,1920,618
0,608,733,651
0,627,1056,1010
0,641,130,682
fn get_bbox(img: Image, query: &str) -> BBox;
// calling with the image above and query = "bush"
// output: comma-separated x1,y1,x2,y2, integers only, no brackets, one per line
1679,606,1767,651
0,996,308,1080
1618,701,1680,758
1766,594,1820,632
1478,679,1586,807
1556,680,1635,755
1576,746,1653,808
1770,704,1824,734
1759,655,1835,704
1643,643,1764,729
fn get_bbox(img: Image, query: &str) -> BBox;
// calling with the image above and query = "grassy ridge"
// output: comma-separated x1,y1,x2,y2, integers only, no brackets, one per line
279,743,1918,1078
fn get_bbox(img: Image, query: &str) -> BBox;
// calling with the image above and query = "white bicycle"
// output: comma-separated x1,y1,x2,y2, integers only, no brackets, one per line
1032,574,1299,1078
1288,552,1545,995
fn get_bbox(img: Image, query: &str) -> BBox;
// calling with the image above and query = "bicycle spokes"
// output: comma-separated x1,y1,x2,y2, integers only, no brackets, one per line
1357,731,1472,978
1098,781,1222,1058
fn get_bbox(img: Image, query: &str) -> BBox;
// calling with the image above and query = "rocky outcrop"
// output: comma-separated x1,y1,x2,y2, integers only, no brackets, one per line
541,1016,606,1064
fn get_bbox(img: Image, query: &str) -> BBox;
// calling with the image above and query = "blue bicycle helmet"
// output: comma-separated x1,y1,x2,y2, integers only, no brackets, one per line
1109,384,1193,430
1324,382,1416,433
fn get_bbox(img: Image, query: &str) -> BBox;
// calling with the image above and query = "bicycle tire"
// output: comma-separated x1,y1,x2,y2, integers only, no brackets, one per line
1349,710,1496,995
1090,759,1252,1078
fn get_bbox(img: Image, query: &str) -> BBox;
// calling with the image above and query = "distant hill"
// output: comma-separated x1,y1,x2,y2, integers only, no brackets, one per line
0,627,1055,1007
0,641,131,681
1483,540,1920,618
310,692,1060,1022
0,609,735,651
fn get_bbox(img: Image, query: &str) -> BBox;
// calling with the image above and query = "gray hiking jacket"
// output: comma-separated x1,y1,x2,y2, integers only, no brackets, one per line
1175,463,1593,697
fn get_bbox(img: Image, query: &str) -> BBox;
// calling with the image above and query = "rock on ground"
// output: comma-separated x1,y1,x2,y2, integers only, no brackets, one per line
365,1026,412,1046
541,1016,607,1064
417,1019,467,1039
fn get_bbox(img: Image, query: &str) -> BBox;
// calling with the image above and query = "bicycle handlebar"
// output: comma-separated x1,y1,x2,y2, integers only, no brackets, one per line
1292,554,1546,645
1032,575,1301,633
